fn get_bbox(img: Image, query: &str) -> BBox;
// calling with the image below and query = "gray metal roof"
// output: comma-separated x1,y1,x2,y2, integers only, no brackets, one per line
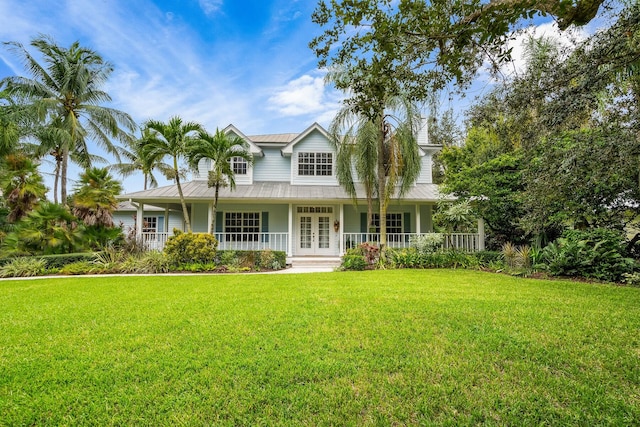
117,180,445,205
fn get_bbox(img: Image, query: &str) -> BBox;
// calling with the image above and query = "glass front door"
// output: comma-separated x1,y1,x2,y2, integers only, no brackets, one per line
297,211,333,256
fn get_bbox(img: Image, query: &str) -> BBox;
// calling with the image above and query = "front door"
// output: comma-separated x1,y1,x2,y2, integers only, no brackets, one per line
297,207,333,256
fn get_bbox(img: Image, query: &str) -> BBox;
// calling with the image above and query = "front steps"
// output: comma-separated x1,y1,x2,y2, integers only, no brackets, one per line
286,256,342,270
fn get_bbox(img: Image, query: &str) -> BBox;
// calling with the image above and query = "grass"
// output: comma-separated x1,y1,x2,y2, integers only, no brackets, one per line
1,270,639,425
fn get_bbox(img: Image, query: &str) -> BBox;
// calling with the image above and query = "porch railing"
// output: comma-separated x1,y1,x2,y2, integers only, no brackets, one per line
140,232,170,251
342,232,482,252
138,232,480,253
138,232,288,252
214,232,288,252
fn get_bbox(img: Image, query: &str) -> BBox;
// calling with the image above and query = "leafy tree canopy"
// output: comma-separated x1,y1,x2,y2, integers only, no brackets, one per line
311,0,611,99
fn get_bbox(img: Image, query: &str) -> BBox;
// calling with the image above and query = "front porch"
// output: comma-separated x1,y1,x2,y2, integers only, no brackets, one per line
137,231,483,254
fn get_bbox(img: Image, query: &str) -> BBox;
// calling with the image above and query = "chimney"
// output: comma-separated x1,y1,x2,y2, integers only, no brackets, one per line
416,116,429,146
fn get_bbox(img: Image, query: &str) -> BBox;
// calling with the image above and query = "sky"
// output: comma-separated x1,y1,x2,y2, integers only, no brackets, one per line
0,0,603,194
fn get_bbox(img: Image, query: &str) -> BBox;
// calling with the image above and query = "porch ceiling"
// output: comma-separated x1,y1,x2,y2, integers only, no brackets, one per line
117,181,447,205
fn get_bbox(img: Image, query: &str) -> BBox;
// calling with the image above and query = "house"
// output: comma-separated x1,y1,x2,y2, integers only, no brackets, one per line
114,121,484,256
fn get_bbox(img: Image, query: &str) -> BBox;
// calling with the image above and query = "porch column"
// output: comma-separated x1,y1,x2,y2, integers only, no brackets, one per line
478,218,485,251
415,204,421,234
339,204,344,254
135,202,143,241
164,207,169,234
287,203,293,257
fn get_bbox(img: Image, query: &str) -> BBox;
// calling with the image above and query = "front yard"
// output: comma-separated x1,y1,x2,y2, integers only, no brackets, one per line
1,270,639,425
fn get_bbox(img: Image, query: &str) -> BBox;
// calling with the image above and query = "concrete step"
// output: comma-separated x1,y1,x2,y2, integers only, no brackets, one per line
287,257,342,268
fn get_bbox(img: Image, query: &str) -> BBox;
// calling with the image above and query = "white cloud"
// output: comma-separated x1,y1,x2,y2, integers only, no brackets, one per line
199,0,223,16
268,73,343,120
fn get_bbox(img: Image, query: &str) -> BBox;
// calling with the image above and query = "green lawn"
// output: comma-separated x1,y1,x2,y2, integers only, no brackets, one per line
1,270,639,426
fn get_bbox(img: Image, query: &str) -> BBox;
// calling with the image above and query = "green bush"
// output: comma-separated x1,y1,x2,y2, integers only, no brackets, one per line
410,233,444,254
540,228,635,282
387,248,480,269
474,251,503,267
59,261,101,275
215,250,286,271
0,257,47,278
164,232,218,266
35,253,95,269
120,251,172,274
341,254,368,271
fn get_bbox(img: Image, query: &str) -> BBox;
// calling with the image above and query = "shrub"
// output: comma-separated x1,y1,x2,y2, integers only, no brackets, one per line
0,257,47,278
410,233,444,254
473,251,503,267
36,253,96,270
622,272,640,287
60,261,100,275
164,232,218,266
215,250,286,271
341,254,367,271
386,248,479,269
120,251,171,274
540,228,635,282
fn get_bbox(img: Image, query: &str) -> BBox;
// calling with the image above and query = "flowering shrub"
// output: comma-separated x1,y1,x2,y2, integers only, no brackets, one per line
164,231,218,266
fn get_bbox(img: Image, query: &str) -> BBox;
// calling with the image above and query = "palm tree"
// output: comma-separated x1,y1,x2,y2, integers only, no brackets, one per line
4,202,83,255
141,116,203,232
329,92,422,250
1,35,136,205
70,167,122,228
188,129,253,234
111,128,173,191
0,153,47,222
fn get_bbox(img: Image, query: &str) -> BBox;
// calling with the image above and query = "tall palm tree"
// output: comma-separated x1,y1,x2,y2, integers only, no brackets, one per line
0,153,47,222
142,116,202,232
330,93,422,250
188,129,253,234
70,167,122,228
0,35,136,205
111,128,173,191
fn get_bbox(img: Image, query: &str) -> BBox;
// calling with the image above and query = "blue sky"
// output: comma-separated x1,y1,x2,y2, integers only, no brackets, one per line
0,0,601,193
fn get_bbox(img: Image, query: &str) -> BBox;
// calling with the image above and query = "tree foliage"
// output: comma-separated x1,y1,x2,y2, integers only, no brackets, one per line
70,167,122,228
0,35,136,205
142,116,203,233
311,0,609,99
188,129,253,234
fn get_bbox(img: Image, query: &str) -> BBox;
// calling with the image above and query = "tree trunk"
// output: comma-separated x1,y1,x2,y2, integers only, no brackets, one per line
53,157,60,205
61,147,68,206
210,184,220,235
174,156,191,232
377,120,387,251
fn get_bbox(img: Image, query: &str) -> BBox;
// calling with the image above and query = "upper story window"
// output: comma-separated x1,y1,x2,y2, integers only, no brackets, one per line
298,152,333,176
229,157,248,175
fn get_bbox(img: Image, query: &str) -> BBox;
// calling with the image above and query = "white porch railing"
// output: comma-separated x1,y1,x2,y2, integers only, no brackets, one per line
138,232,288,252
343,233,482,252
214,232,288,252
140,232,170,251
138,232,480,253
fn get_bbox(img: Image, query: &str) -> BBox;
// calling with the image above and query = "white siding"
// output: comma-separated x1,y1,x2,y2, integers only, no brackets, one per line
194,157,254,184
291,130,339,186
416,153,433,184
113,209,185,235
191,203,210,233
253,148,290,182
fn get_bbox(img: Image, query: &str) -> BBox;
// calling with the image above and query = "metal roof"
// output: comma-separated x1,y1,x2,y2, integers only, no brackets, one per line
117,181,445,205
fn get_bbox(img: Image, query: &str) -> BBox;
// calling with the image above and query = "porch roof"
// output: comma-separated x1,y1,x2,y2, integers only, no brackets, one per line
117,181,447,206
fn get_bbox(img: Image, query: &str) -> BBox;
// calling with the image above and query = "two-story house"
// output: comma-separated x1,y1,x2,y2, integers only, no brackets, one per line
114,121,483,257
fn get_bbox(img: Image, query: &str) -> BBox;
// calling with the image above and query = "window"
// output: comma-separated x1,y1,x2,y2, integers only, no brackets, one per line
229,157,248,175
372,213,403,235
225,212,260,241
142,216,157,233
298,152,332,176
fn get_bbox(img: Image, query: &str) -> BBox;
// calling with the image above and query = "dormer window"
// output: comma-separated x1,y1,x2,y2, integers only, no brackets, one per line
298,152,332,176
229,157,248,175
